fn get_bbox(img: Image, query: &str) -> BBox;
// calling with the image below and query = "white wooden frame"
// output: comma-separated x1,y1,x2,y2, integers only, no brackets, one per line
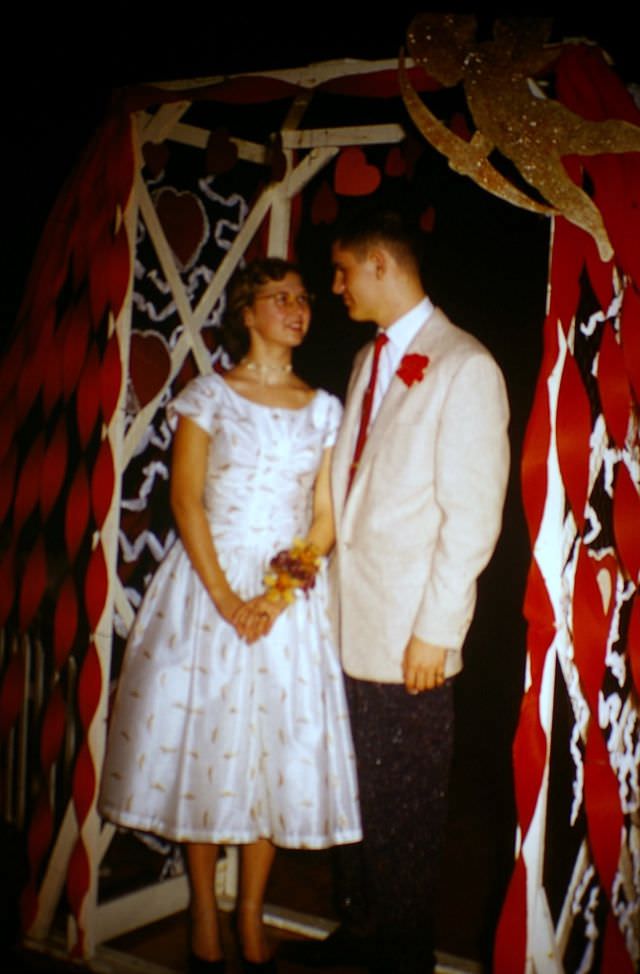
24,56,411,965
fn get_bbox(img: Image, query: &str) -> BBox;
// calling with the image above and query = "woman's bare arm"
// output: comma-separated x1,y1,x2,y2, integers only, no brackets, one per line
170,416,244,627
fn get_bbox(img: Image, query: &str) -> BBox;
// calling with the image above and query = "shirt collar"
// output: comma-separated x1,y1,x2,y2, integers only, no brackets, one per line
383,297,433,354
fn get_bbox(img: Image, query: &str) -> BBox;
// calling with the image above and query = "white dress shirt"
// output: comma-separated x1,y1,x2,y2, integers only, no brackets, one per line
371,296,433,425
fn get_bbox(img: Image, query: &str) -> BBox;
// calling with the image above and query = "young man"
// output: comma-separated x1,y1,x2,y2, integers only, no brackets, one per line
328,210,510,973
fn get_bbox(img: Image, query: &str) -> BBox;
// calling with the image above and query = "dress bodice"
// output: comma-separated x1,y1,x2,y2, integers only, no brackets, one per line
168,374,342,560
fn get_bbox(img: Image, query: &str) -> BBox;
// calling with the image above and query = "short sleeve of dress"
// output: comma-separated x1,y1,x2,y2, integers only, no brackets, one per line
167,374,221,435
310,390,343,449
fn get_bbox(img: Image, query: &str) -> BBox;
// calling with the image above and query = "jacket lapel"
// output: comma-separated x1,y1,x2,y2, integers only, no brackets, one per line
332,343,375,517
358,310,444,461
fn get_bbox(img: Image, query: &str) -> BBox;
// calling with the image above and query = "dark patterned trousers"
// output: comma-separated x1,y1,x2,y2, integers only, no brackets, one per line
344,675,454,974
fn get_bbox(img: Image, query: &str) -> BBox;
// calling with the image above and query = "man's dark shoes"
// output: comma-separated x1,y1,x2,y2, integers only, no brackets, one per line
277,925,373,968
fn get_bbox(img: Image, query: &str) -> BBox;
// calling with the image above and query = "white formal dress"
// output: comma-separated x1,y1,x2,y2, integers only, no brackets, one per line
100,373,361,848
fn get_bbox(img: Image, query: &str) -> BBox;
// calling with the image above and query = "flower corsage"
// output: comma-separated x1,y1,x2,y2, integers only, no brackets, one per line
396,353,429,387
263,539,321,603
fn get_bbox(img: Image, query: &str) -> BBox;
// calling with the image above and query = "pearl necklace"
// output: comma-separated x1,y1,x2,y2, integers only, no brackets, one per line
241,358,293,384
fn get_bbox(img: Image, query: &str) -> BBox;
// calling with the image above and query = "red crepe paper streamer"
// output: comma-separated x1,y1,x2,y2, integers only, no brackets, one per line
598,321,632,448
64,464,91,561
100,331,123,425
19,539,48,631
555,352,592,534
0,649,26,739
613,462,640,583
40,418,69,521
77,643,102,732
40,686,67,774
53,576,79,669
84,544,109,632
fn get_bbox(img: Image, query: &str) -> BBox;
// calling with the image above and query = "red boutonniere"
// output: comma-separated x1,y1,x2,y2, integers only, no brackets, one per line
396,353,429,387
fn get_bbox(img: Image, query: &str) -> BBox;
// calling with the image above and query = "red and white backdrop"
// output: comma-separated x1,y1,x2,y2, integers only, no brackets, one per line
0,36,638,972
494,46,640,974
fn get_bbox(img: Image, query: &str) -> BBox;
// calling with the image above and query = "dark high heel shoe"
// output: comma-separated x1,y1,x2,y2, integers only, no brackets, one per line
188,951,226,973
240,957,277,973
233,905,277,972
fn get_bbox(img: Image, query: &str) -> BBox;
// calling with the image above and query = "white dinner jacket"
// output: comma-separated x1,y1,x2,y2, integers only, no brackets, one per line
330,306,510,684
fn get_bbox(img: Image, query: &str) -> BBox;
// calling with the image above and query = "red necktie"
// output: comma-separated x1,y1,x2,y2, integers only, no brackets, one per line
347,332,389,493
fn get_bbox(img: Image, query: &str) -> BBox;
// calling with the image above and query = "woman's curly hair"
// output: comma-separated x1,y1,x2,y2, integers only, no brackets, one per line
220,258,303,363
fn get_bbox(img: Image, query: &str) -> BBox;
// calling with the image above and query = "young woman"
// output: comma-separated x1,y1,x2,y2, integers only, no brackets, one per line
100,259,361,973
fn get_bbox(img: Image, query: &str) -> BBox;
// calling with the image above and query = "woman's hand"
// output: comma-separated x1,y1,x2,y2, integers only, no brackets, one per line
232,594,287,644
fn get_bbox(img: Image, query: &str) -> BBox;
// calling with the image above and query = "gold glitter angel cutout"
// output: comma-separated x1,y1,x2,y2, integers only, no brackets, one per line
398,14,640,261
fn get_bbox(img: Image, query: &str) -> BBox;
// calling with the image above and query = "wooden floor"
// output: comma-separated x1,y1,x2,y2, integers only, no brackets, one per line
8,664,517,974
11,823,496,974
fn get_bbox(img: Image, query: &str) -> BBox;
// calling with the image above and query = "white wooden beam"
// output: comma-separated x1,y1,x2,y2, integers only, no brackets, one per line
147,57,412,91
283,123,405,150
137,112,267,164
140,102,192,143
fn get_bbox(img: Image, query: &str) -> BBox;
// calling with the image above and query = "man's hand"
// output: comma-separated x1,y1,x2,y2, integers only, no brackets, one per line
402,635,447,694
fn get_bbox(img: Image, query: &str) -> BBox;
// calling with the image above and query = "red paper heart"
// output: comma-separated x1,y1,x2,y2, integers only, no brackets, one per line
129,331,172,407
311,181,339,225
420,206,436,233
154,187,208,270
206,127,238,175
143,141,169,178
385,147,406,178
334,147,381,197
402,136,424,179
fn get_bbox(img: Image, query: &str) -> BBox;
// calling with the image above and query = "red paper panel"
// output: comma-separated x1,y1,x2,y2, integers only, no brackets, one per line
61,298,90,401
84,543,108,631
598,321,632,448
0,649,26,739
78,642,102,731
66,838,90,956
72,741,96,826
512,688,546,834
100,331,123,425
106,221,131,320
602,912,636,974
572,543,609,704
612,462,640,584
492,856,527,974
76,344,101,448
19,539,48,631
621,285,640,404
0,445,17,525
64,463,90,561
53,575,79,669
13,433,45,534
0,395,16,465
627,595,640,696
40,685,67,773
520,373,551,547
555,352,592,534
0,330,27,407
26,794,54,879
40,417,69,520
0,545,15,628
91,439,115,528
584,729,624,896
15,329,50,421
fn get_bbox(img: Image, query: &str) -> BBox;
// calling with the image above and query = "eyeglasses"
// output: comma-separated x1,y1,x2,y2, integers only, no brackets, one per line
253,290,313,310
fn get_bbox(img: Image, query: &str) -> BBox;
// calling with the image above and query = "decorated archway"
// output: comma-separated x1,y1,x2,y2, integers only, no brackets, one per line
1,20,639,973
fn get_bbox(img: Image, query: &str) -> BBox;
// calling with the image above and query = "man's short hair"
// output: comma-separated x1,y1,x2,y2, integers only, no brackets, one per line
333,208,423,273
